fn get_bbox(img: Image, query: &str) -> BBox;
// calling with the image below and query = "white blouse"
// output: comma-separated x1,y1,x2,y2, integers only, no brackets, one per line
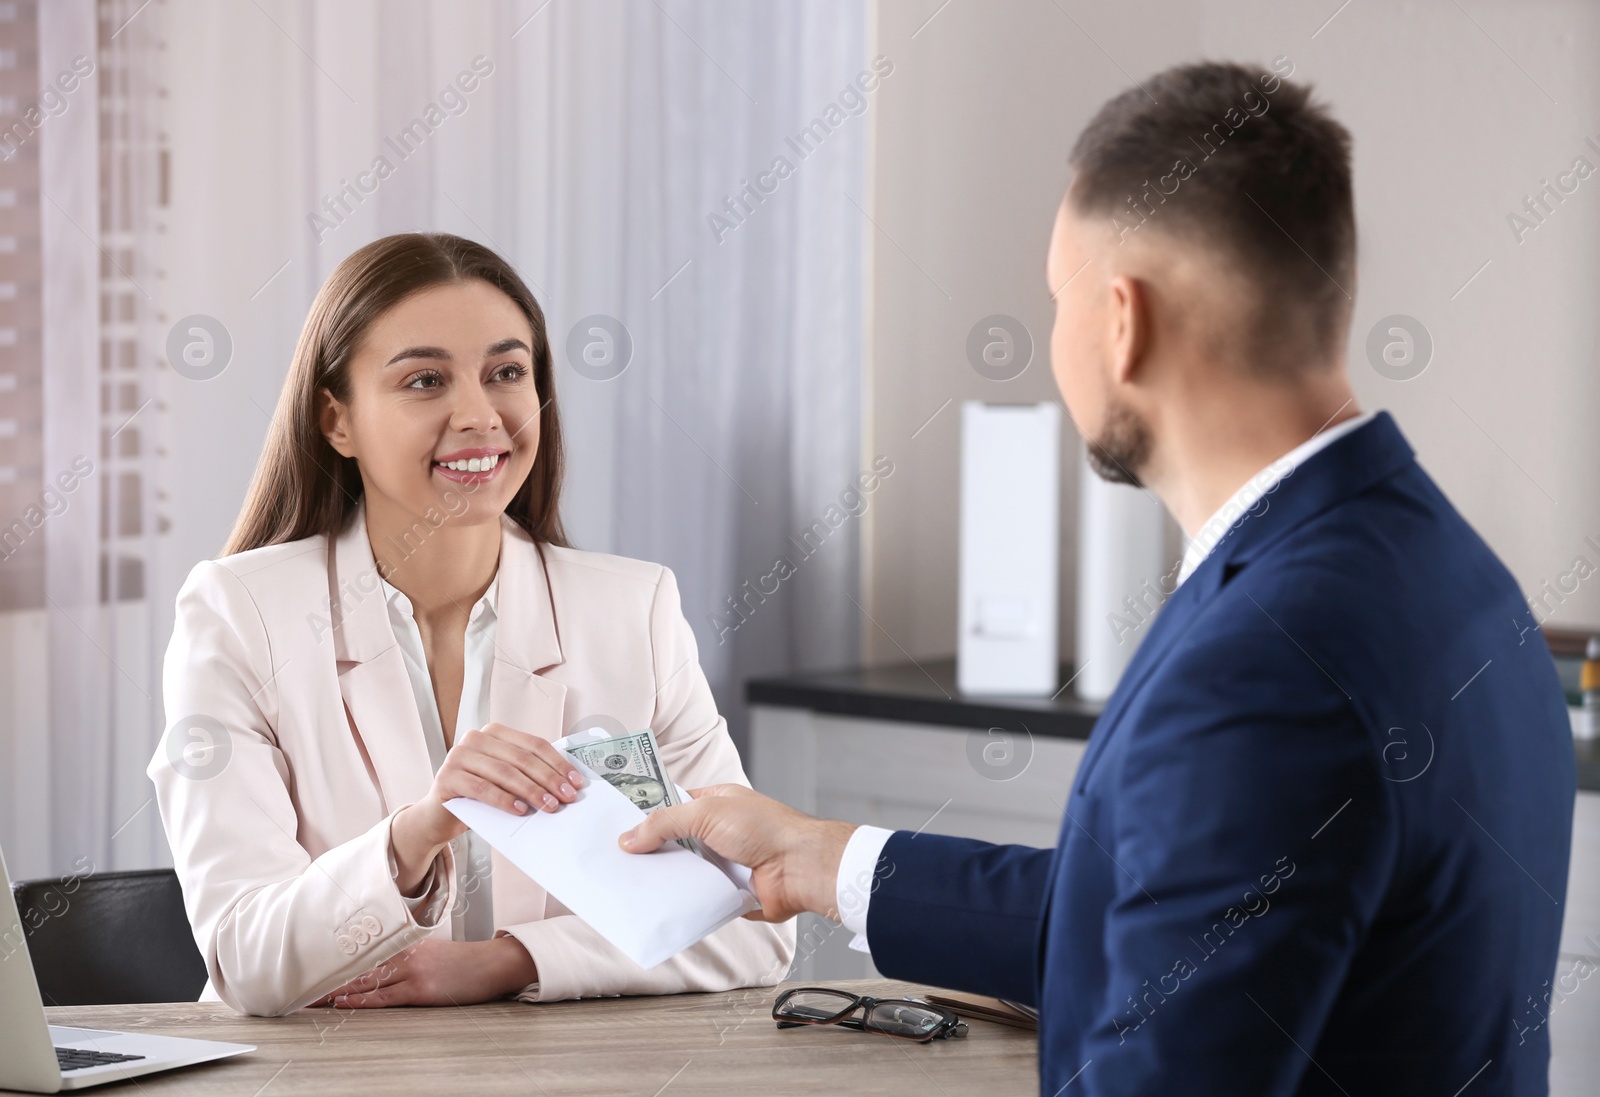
379,568,500,943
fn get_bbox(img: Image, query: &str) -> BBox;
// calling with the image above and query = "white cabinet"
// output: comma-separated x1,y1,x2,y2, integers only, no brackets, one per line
750,705,1083,982
1561,791,1600,959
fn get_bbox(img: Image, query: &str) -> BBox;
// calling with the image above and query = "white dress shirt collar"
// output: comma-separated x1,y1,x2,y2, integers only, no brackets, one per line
379,569,501,627
1177,410,1377,586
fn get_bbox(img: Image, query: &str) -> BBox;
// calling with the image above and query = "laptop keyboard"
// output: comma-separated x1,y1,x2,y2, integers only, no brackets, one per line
56,1047,147,1072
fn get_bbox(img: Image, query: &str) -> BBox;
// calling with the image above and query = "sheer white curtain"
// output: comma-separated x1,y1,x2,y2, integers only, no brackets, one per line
80,0,867,874
355,0,867,737
30,0,109,880
500,1,869,740
0,0,166,879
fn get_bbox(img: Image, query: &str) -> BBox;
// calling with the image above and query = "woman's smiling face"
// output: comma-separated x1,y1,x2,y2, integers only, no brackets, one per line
320,278,542,527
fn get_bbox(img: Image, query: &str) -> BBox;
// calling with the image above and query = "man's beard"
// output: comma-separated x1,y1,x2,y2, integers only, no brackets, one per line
1085,396,1151,488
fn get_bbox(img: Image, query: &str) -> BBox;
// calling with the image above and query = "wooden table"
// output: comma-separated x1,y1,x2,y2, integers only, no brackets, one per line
34,979,1038,1096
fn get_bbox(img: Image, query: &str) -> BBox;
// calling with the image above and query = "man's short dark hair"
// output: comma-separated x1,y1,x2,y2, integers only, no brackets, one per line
1068,60,1354,364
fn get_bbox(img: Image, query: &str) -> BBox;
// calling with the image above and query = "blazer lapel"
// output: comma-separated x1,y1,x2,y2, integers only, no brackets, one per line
1071,556,1216,794
1068,412,1416,795
331,504,575,817
329,501,436,814
487,518,568,743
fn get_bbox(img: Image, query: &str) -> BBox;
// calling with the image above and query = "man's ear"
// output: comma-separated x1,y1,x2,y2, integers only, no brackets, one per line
1106,273,1149,388
318,387,355,458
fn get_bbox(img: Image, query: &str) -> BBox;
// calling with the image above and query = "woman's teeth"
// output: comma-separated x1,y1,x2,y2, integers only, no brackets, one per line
435,453,501,472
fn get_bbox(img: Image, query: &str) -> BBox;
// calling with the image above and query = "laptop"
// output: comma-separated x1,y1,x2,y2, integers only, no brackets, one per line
0,843,254,1092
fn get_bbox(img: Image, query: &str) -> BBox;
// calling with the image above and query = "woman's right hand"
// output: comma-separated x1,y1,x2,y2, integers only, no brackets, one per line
390,723,586,892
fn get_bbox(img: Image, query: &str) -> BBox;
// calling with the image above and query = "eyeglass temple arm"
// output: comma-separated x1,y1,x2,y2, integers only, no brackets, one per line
774,1015,869,1031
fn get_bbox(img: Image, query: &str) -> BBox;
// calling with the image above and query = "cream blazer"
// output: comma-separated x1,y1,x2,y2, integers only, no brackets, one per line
148,500,795,1016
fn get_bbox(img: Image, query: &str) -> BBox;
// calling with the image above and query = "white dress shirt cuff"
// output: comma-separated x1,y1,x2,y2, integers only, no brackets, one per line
386,820,451,930
835,825,895,953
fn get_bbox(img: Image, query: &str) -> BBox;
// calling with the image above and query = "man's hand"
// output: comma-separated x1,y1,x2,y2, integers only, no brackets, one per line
617,784,856,923
308,936,538,1008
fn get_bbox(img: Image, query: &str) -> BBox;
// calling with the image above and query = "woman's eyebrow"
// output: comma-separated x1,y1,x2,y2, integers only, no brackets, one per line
385,338,530,368
485,337,531,356
385,346,449,368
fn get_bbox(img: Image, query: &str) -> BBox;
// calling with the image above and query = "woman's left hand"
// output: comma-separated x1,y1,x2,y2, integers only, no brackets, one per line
310,936,539,1008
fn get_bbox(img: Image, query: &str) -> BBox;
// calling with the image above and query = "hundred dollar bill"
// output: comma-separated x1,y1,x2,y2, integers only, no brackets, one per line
561,728,702,856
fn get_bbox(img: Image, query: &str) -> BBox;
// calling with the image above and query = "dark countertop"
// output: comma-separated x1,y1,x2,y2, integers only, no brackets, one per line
747,658,1101,741
746,658,1600,795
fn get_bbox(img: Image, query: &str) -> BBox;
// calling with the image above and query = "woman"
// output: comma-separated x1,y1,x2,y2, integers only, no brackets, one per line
149,233,795,1016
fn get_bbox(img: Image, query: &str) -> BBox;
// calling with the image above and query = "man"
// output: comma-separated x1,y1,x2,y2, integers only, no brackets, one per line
622,61,1576,1095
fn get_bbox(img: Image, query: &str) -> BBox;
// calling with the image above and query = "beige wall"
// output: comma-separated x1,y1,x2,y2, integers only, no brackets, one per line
863,0,1600,664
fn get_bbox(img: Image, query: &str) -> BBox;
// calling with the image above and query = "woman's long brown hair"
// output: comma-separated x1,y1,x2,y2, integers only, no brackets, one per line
221,232,569,557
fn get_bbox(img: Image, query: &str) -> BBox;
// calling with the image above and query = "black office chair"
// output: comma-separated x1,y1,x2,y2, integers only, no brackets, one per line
11,867,210,1005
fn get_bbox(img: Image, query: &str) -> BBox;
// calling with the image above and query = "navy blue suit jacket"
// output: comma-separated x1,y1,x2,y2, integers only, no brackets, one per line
866,413,1575,1095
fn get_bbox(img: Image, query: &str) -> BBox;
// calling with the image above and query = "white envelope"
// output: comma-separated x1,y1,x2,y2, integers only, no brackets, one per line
443,734,759,970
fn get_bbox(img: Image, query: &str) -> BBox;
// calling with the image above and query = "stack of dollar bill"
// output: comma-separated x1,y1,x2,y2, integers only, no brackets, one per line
561,728,704,857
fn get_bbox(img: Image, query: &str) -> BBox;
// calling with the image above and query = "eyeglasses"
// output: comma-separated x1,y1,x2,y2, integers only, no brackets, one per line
772,987,969,1043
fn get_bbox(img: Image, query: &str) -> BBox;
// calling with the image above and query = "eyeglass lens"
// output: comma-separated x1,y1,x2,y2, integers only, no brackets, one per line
778,989,859,1023
864,1002,947,1039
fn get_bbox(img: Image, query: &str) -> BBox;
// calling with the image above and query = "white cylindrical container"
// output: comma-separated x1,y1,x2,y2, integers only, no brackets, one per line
1074,450,1169,702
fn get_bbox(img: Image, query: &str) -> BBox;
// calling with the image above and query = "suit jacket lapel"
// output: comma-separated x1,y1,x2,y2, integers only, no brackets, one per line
1071,555,1215,794
483,520,568,922
330,504,573,817
1069,412,1416,795
329,501,436,814
487,520,568,742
